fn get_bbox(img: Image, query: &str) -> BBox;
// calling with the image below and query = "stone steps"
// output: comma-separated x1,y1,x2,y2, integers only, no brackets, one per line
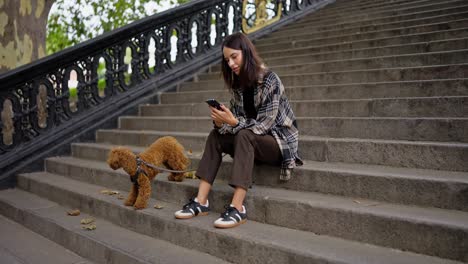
140,96,468,118
10,172,462,264
172,79,468,100
290,0,466,27
257,18,468,47
266,8,468,41
94,129,468,172
0,214,95,264
196,64,468,85
255,37,468,62
309,0,432,17
210,39,468,72
14,164,468,260
276,4,468,34
256,27,468,54
2,0,466,262
203,49,468,77
71,142,468,212
117,116,468,142
0,188,228,264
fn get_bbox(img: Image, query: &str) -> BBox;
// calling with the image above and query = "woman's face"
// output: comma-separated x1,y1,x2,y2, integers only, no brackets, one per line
223,46,243,75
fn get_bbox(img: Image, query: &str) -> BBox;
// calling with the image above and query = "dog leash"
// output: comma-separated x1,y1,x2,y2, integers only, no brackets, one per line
131,153,228,184
135,156,195,174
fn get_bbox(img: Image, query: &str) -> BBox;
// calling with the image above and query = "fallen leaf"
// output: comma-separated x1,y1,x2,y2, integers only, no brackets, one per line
101,189,119,195
354,200,380,207
184,171,197,179
154,204,164,209
80,218,95,225
82,224,96,230
117,195,125,200
67,209,81,216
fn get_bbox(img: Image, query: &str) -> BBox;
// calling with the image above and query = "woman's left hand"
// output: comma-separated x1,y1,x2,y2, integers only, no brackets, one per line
211,105,238,127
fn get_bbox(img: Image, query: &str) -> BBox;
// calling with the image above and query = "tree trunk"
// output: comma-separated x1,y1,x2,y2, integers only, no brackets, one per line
0,0,54,74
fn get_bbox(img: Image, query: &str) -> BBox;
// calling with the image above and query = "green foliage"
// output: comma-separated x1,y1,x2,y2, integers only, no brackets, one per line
46,0,192,54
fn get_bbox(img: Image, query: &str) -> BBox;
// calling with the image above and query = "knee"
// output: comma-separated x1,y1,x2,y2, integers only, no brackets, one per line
205,129,221,147
207,129,220,140
235,129,253,143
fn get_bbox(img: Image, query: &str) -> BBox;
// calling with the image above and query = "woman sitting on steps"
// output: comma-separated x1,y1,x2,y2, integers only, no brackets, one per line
174,32,302,229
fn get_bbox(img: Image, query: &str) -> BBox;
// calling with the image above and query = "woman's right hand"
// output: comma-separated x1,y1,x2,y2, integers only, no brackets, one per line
214,120,223,128
211,105,238,127
209,106,224,127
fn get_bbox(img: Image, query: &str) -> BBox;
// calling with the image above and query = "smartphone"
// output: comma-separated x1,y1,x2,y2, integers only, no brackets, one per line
205,99,223,111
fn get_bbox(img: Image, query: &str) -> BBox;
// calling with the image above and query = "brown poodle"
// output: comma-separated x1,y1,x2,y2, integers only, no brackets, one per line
107,136,190,209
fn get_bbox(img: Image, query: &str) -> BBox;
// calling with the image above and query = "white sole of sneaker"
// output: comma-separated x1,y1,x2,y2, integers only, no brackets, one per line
214,219,247,229
175,211,209,219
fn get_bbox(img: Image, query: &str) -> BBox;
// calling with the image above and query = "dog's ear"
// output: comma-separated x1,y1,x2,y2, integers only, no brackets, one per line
107,148,124,170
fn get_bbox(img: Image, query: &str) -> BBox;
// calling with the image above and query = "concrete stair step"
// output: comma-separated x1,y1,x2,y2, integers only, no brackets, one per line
210,40,468,72
168,96,456,116
117,116,468,142
256,17,468,47
292,0,467,27
94,130,468,172
171,79,468,101
70,142,468,212
196,64,468,85
255,37,468,62
203,50,468,76
0,188,228,264
140,96,468,118
0,214,95,264
318,0,413,11
266,9,468,42
276,4,468,34
265,38,468,65
307,0,434,18
255,26,468,52
14,171,468,263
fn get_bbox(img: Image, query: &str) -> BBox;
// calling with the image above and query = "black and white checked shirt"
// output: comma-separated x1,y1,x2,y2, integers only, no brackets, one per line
218,71,303,181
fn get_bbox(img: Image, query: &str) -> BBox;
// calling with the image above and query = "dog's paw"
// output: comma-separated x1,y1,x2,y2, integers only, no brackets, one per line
167,174,175,181
133,203,146,210
124,200,134,206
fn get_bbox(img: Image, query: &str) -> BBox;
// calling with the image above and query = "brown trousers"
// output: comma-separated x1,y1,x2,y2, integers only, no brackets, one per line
196,129,282,189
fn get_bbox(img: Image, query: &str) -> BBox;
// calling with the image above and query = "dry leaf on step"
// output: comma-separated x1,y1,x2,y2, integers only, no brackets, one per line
154,204,164,209
101,189,119,195
353,200,380,207
80,218,95,225
117,195,125,200
184,171,197,179
67,209,81,216
82,224,96,230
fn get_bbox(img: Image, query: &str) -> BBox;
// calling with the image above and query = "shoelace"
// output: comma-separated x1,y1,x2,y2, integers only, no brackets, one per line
220,205,238,218
182,198,197,210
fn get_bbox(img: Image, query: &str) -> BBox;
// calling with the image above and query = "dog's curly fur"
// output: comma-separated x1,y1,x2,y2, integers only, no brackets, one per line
107,136,190,209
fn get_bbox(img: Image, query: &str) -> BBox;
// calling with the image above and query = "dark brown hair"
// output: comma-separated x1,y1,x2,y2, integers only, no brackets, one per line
221,32,265,91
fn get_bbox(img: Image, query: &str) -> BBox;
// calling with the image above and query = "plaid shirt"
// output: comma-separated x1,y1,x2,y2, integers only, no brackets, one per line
217,71,303,181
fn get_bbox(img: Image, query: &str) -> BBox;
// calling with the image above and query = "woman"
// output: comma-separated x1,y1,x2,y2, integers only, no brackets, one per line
174,32,302,228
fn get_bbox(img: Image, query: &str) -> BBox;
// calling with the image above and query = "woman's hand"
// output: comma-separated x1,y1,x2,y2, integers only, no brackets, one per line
210,105,238,127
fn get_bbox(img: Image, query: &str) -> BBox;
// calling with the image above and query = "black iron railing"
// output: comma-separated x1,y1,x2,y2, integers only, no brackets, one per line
0,0,333,186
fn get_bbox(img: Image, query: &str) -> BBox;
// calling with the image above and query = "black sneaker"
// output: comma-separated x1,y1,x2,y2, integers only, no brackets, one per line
213,204,247,228
174,197,210,219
